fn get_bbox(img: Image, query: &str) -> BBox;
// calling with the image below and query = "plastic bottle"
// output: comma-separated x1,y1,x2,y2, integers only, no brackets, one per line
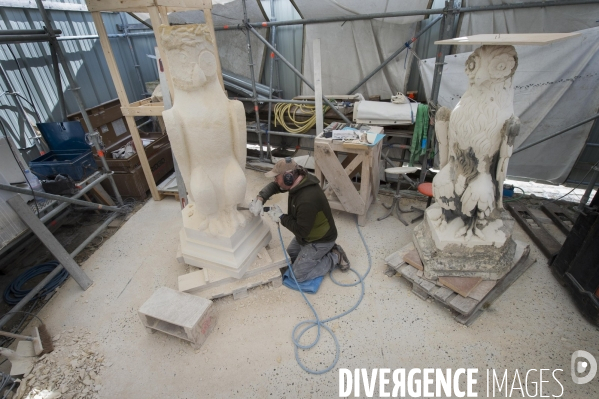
24,169,46,204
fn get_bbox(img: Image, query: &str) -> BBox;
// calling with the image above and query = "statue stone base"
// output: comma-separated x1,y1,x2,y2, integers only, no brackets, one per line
179,205,272,279
413,203,517,280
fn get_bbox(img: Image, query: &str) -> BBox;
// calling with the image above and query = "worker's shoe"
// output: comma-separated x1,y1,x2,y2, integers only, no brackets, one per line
331,244,350,272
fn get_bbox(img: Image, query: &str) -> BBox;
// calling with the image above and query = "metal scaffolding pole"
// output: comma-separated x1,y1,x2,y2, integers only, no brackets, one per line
242,0,264,161
420,0,457,183
0,183,125,213
0,211,119,329
266,0,276,160
346,15,442,95
34,0,123,205
247,24,351,125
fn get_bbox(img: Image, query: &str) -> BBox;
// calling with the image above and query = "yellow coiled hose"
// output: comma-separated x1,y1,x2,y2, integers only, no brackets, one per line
273,103,330,134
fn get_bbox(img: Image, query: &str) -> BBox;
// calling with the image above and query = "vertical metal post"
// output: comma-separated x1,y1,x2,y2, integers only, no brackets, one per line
242,0,264,161
119,12,147,97
266,0,276,160
34,0,123,205
0,62,47,154
419,0,457,183
49,41,67,121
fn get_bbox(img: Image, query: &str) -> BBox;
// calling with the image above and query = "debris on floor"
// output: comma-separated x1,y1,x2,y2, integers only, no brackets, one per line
13,328,105,399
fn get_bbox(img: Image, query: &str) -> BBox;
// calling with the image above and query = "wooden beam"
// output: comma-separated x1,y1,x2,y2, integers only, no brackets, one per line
121,104,165,117
203,8,224,91
313,39,323,135
158,0,211,9
91,12,130,106
86,0,154,12
124,115,163,201
148,6,176,103
158,5,169,25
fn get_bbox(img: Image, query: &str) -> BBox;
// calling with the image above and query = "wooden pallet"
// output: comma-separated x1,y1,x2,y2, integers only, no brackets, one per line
385,241,535,325
178,245,286,300
540,202,577,235
506,202,561,258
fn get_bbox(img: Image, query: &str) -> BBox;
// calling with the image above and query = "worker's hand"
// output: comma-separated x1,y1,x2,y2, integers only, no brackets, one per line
249,198,263,216
267,205,284,223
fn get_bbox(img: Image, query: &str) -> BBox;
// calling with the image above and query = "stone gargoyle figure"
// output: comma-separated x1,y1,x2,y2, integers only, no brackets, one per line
431,45,521,240
160,25,247,236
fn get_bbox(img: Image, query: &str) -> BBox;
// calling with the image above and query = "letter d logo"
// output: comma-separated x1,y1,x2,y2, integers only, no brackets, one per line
571,350,597,384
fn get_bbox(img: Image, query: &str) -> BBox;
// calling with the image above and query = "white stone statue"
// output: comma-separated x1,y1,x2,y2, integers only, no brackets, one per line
413,45,522,280
161,24,247,237
160,24,271,278
431,45,520,240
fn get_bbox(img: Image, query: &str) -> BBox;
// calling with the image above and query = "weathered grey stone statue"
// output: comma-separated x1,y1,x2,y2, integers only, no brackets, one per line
161,24,270,278
414,45,522,280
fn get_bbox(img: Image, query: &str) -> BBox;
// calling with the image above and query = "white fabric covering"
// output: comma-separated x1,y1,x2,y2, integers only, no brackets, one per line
419,27,599,184
302,20,417,100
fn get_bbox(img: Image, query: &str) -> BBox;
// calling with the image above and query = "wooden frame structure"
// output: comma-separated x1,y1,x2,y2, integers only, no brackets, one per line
313,136,382,226
86,0,223,200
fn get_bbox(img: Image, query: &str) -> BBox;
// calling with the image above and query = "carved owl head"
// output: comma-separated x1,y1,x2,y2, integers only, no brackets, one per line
465,45,518,86
160,24,217,91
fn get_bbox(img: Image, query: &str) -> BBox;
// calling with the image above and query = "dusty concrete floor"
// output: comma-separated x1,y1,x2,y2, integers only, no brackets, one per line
34,169,598,398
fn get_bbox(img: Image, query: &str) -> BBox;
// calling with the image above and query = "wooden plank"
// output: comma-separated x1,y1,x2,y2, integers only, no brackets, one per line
313,39,323,135
121,104,165,117
86,0,154,12
455,245,535,325
403,249,423,271
158,0,212,9
431,286,454,302
467,280,496,301
448,295,478,314
90,184,115,206
507,202,561,258
124,116,162,201
203,8,225,91
541,202,576,235
91,12,130,106
359,146,372,216
438,276,482,298
148,6,175,103
344,154,363,178
7,195,92,290
158,5,169,24
314,142,364,214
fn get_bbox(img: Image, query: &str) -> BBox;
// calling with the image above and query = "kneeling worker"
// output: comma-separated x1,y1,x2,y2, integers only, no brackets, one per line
249,158,350,282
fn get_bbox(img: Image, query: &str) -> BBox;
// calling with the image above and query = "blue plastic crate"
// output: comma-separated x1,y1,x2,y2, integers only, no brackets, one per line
29,121,97,181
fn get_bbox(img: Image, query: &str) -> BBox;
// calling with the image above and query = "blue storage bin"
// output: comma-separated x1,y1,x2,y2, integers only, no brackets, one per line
29,121,97,181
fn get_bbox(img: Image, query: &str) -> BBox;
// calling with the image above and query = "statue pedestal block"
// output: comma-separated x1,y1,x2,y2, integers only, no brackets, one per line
180,214,272,279
413,204,516,280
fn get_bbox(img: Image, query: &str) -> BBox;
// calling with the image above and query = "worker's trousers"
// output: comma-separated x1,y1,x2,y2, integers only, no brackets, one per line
286,238,338,283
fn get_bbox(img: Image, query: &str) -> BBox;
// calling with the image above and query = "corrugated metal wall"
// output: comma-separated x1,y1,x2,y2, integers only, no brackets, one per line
0,2,158,160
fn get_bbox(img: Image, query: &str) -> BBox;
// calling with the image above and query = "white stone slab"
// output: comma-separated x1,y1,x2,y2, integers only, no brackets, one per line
138,287,216,349
436,33,580,46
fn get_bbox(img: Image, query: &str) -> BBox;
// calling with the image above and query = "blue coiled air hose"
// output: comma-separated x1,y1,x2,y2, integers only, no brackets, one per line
277,215,372,374
3,261,69,305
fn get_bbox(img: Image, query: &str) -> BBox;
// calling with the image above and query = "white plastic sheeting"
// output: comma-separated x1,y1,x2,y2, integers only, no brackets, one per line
293,0,428,24
301,20,418,100
419,27,599,184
